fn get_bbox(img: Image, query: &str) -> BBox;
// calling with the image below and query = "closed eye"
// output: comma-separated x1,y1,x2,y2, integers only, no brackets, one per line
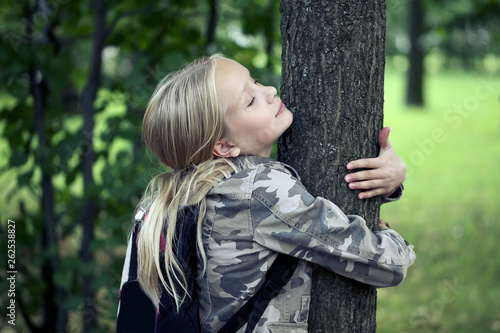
247,79,259,107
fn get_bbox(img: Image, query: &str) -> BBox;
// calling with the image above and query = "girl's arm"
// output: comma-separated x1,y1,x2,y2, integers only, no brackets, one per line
246,162,415,288
344,127,406,200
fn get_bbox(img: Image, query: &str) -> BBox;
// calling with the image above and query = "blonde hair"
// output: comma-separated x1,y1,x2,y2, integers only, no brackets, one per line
136,54,238,310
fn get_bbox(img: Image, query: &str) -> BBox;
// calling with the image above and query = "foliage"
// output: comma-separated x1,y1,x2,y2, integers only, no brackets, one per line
386,0,500,70
0,0,280,331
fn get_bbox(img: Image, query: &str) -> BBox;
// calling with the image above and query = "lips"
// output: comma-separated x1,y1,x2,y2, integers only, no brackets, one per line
276,101,285,117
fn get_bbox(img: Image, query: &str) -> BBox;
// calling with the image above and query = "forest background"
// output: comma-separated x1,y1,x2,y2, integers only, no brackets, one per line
0,0,499,332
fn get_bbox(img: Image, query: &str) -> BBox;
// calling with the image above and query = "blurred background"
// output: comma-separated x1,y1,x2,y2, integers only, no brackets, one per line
0,0,499,332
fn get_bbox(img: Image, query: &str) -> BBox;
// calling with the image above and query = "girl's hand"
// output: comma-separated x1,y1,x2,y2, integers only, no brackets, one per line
344,127,406,200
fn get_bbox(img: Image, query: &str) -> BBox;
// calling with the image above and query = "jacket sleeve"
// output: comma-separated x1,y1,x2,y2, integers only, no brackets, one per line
250,164,415,288
382,184,404,204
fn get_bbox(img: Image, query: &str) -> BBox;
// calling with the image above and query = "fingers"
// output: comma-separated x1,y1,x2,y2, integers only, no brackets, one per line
357,189,384,200
378,126,391,149
347,178,387,191
350,183,390,199
347,127,394,170
346,157,382,171
345,170,397,199
345,126,404,200
345,169,390,183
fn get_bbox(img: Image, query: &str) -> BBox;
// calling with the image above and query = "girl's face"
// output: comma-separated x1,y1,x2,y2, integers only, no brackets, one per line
213,59,293,158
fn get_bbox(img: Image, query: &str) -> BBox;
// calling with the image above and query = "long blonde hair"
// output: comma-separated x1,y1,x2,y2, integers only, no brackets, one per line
136,54,237,310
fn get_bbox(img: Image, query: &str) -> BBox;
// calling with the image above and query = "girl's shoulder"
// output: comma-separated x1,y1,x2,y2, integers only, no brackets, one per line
230,156,300,179
209,156,303,198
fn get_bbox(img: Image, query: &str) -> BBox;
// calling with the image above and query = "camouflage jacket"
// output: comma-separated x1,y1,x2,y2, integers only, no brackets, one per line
198,156,415,333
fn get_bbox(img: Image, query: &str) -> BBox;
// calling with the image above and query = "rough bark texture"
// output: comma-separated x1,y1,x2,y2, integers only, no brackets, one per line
279,1,386,332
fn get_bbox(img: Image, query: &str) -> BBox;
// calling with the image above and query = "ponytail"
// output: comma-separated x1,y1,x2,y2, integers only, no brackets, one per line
136,160,236,309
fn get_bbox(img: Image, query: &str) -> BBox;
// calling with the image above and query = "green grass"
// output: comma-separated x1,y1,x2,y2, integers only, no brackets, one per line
377,69,500,333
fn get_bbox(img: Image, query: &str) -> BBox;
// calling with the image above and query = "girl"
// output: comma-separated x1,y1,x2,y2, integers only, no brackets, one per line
119,54,415,332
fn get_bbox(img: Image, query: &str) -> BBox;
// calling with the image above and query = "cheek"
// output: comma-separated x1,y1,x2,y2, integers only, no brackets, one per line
255,128,275,145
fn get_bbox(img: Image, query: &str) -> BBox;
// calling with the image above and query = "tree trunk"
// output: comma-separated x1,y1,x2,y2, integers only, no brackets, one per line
26,1,67,331
406,0,425,106
206,0,218,52
264,0,279,70
279,1,386,332
80,0,106,331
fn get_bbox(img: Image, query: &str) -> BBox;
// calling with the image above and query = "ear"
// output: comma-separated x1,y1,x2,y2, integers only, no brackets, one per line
213,139,241,158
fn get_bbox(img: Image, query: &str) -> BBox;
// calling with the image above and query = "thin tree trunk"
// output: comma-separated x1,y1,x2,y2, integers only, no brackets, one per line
206,0,218,51
279,0,386,331
80,0,106,331
406,0,425,106
265,0,279,70
26,0,67,331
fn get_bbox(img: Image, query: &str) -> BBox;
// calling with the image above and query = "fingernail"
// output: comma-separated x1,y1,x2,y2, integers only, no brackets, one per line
345,175,351,182
347,163,353,170
349,183,355,189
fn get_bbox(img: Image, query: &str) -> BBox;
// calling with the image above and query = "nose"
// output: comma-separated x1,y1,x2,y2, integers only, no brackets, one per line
264,85,277,104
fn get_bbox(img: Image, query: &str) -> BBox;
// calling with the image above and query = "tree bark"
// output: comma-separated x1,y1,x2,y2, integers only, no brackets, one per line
406,0,425,106
279,1,386,332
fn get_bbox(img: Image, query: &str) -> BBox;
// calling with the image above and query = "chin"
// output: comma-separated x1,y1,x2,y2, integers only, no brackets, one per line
283,111,293,127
